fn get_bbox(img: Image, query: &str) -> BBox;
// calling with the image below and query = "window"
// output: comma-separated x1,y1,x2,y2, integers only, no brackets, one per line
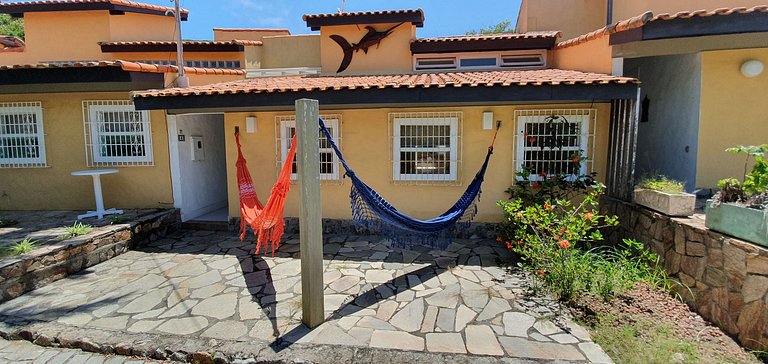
276,114,341,181
414,50,547,71
414,57,457,70
83,101,153,166
391,112,461,183
501,53,545,69
515,109,595,181
0,102,46,168
460,57,497,68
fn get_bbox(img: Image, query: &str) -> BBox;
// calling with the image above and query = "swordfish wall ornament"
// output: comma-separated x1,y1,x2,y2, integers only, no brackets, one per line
329,22,405,73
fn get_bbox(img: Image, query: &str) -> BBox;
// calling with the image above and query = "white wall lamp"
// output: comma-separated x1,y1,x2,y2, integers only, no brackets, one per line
740,60,764,78
245,116,257,133
482,112,494,130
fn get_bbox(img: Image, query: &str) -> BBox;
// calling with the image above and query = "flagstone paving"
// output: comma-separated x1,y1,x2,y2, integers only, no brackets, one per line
0,230,612,363
0,337,164,363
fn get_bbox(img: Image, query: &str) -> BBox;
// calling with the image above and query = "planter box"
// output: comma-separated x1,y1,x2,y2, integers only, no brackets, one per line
705,200,768,247
633,189,696,217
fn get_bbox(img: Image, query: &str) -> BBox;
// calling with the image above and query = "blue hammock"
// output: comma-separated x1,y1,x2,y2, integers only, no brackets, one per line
318,118,497,248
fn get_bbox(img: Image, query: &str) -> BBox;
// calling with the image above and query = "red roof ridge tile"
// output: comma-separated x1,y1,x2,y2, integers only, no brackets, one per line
414,31,561,43
555,11,652,49
0,0,189,14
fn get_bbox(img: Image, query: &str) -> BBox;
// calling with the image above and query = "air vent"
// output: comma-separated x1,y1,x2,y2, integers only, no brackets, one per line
415,57,457,70
501,54,545,69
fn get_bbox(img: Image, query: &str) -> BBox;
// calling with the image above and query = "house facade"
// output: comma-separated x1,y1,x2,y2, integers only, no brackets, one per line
520,0,768,192
0,2,641,227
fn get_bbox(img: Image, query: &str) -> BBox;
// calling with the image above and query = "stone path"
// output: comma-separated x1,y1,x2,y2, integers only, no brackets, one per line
0,230,612,363
0,337,164,363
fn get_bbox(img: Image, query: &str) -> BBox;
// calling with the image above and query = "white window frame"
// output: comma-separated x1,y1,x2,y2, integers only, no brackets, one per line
277,114,341,181
0,102,46,168
392,113,460,183
84,101,153,166
413,50,547,72
515,109,596,182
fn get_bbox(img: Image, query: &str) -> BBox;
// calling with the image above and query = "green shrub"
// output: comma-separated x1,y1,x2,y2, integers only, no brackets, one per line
497,186,666,302
62,222,93,239
0,238,36,258
638,175,685,194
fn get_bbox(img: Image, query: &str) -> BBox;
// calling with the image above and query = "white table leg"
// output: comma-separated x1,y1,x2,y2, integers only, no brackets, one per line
90,174,106,219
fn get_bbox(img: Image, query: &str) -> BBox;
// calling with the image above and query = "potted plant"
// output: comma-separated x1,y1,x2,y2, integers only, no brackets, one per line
633,175,696,217
706,145,768,247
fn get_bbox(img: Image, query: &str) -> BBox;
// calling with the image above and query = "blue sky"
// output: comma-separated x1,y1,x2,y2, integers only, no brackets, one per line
141,0,522,40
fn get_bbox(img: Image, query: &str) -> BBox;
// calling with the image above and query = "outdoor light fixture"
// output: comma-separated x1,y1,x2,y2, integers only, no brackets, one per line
482,112,494,130
740,60,764,78
246,116,257,133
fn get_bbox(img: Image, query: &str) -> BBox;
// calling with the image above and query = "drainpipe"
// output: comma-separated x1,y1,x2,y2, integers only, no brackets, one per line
606,0,614,25
173,0,189,88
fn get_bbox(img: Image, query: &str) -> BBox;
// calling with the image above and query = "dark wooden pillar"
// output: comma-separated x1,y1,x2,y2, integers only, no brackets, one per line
606,94,639,201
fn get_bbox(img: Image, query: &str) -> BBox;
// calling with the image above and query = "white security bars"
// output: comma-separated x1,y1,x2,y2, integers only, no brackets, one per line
276,114,341,182
0,102,46,168
514,109,596,181
83,100,153,167
390,111,462,185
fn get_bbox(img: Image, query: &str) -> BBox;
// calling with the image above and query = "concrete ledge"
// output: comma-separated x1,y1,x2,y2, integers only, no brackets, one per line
0,317,555,364
0,209,180,304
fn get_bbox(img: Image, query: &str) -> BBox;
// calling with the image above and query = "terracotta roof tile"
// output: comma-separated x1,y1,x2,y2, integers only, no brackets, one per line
132,69,638,98
99,40,263,47
556,5,768,49
414,31,561,44
0,60,245,76
0,0,188,15
302,9,422,21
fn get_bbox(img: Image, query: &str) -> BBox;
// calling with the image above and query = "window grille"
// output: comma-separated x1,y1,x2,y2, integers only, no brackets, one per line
390,112,462,185
514,109,596,181
0,102,46,168
414,50,547,72
133,60,242,69
83,100,153,167
275,114,341,183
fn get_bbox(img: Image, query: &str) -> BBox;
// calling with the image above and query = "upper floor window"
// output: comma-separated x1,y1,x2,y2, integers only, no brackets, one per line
391,112,461,184
514,109,596,181
83,101,153,167
0,102,46,168
414,50,546,72
276,114,341,181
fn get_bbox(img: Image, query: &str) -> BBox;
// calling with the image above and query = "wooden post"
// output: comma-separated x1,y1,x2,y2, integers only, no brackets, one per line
295,99,325,328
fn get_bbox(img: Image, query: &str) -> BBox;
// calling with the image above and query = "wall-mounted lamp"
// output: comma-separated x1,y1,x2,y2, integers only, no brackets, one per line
482,112,494,130
740,60,764,78
245,116,257,133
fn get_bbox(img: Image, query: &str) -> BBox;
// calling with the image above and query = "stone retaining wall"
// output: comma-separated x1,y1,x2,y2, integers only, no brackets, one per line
601,198,768,350
0,209,180,303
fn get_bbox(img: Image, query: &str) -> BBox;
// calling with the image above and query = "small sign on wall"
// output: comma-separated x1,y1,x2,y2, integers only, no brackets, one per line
178,129,186,141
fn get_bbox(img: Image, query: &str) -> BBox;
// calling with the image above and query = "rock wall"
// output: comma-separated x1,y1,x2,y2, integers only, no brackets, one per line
601,198,768,350
0,210,180,303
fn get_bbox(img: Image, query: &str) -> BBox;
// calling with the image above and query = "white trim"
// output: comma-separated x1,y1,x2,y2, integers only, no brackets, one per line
392,115,459,182
83,101,153,166
413,50,547,72
166,114,183,212
277,114,341,181
0,102,46,168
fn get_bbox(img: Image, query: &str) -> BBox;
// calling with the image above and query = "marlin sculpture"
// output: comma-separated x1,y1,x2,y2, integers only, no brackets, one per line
329,22,404,73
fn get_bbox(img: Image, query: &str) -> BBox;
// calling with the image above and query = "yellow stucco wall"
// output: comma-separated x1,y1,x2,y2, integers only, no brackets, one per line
0,92,173,211
553,36,613,74
261,35,321,69
108,13,176,42
613,0,768,21
223,103,611,223
319,23,415,74
517,0,608,40
696,48,768,189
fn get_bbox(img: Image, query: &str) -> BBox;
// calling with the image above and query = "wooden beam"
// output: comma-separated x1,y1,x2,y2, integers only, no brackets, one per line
295,98,325,328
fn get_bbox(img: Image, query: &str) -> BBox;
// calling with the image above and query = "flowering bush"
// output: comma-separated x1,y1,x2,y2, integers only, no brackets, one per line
506,150,598,207
497,185,663,301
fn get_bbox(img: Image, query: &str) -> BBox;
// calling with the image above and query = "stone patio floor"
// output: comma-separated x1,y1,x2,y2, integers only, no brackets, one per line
0,230,613,363
0,337,164,363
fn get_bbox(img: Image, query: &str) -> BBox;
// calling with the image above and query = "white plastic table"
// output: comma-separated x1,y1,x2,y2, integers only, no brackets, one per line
71,169,124,220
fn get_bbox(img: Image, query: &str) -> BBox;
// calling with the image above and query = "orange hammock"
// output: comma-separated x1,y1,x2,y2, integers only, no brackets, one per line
236,131,297,255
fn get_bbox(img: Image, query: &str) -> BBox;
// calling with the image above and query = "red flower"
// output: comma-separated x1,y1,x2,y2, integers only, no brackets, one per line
537,270,545,276
523,131,529,137
572,156,581,164
505,241,513,249
544,203,553,211
558,240,571,249
496,236,503,242
538,171,548,178
517,240,523,246
528,137,536,143
584,212,595,220
532,182,540,189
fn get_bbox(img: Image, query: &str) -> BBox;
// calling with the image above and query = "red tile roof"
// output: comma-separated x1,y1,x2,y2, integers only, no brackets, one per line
99,40,263,47
303,9,422,21
556,5,768,49
414,31,561,44
132,69,638,98
303,9,425,30
0,61,245,76
0,0,189,18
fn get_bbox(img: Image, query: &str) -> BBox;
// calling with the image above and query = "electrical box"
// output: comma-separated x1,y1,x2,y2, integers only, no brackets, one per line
191,136,205,161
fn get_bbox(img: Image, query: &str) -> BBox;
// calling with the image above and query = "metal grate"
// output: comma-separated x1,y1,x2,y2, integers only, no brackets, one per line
275,114,342,184
133,60,242,69
390,111,462,185
0,102,47,168
514,109,596,181
83,100,153,167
